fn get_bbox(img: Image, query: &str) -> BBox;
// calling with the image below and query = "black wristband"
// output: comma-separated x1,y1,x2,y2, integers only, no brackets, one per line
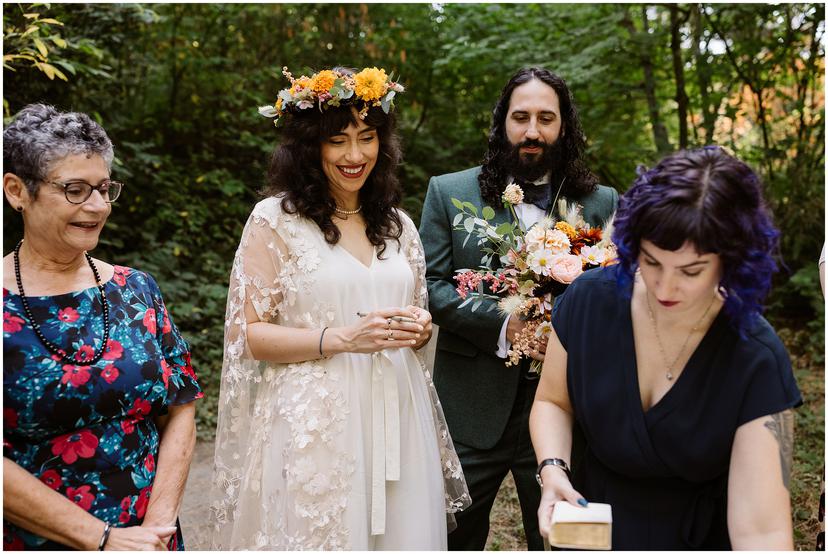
319,327,328,358
97,522,111,550
536,458,571,487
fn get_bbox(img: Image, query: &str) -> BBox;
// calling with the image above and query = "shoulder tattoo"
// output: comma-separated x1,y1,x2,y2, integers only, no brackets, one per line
764,410,794,490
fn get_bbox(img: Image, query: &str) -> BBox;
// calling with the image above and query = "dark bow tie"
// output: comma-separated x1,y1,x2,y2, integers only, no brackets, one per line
518,181,553,211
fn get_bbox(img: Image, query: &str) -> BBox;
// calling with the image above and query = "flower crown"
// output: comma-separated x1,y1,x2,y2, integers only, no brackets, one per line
258,66,404,124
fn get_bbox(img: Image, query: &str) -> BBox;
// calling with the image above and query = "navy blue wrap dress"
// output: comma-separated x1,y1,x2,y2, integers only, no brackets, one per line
552,265,801,550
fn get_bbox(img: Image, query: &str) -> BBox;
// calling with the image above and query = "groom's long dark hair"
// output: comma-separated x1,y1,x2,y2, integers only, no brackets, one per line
478,67,598,206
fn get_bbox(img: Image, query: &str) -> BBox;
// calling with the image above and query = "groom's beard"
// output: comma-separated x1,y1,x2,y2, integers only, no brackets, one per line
502,138,566,182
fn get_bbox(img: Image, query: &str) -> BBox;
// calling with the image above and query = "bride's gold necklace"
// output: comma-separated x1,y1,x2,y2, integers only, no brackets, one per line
645,293,715,381
334,205,362,216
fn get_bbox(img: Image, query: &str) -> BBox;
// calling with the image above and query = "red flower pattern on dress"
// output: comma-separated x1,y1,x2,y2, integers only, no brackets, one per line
112,266,131,286
103,339,124,361
160,359,172,387
39,469,62,490
3,312,25,333
128,398,152,419
121,418,137,434
66,484,95,511
101,364,120,384
50,430,99,464
4,264,203,549
143,308,157,335
179,352,197,380
74,344,95,363
122,398,152,434
4,408,18,429
134,486,151,519
61,364,92,387
57,307,80,323
144,453,156,473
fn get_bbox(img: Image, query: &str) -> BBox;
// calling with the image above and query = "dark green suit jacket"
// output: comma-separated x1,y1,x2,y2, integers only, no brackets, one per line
419,166,618,450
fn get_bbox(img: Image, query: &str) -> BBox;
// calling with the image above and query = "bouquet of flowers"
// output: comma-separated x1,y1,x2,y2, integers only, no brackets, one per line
452,183,616,373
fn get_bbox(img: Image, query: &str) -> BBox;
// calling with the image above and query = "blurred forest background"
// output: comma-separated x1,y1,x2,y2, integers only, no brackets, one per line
3,3,824,547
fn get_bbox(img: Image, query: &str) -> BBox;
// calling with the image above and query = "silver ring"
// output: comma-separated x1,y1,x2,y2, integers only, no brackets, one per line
387,329,394,340
386,317,393,328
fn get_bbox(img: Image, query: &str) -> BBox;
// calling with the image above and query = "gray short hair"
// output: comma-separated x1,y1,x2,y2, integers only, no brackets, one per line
3,103,114,197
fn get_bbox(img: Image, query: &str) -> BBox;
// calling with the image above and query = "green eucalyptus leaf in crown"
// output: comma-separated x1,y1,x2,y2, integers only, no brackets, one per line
258,66,405,125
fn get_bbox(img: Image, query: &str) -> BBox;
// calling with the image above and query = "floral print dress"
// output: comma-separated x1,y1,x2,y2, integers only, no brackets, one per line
3,266,202,550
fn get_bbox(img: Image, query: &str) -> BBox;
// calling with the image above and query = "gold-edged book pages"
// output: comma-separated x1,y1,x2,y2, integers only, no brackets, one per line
546,501,612,550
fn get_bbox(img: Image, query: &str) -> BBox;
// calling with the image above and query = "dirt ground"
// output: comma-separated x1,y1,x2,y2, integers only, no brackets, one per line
178,441,215,550
179,440,527,551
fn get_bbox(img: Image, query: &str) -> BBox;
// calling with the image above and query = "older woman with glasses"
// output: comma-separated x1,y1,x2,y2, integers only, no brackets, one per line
3,104,202,550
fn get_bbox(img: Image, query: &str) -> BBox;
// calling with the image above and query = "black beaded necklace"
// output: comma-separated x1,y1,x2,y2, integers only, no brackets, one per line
13,240,110,366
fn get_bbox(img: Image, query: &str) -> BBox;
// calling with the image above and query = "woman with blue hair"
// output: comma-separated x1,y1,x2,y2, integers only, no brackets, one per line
529,146,801,549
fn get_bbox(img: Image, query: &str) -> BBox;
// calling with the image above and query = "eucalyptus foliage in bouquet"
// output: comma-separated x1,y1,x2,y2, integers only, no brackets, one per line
452,183,616,373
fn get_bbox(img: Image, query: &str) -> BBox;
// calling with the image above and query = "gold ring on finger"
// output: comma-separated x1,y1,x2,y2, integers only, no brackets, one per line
387,329,394,340
386,317,393,328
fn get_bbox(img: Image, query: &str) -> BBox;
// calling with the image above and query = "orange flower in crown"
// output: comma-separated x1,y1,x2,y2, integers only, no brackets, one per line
258,66,405,125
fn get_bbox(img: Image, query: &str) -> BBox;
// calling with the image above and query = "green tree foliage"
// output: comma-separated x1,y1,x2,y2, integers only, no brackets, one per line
3,0,823,433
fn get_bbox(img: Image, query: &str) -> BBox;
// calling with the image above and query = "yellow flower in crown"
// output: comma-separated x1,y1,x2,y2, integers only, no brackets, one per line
353,67,388,102
310,69,337,93
258,66,404,124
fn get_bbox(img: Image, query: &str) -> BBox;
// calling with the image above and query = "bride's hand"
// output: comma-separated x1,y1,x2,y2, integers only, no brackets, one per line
341,307,424,353
406,305,433,349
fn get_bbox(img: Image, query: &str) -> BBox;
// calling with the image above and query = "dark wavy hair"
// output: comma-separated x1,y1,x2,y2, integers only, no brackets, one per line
611,146,780,337
261,100,403,257
478,67,598,206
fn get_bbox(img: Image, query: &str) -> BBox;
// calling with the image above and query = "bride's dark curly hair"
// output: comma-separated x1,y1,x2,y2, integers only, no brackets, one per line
479,67,598,206
261,103,403,257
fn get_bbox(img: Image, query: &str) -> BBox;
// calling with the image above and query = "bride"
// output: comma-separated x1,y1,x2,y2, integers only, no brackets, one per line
208,66,470,550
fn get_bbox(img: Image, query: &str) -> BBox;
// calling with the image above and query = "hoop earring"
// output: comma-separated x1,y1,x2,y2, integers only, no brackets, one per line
16,206,23,212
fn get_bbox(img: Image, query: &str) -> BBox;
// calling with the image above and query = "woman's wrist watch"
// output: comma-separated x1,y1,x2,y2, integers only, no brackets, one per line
535,458,571,487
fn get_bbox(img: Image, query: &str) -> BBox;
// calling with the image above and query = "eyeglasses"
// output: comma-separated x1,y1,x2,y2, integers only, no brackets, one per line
45,179,124,204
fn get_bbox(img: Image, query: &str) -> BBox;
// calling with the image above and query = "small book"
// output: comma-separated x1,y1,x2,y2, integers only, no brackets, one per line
546,501,612,550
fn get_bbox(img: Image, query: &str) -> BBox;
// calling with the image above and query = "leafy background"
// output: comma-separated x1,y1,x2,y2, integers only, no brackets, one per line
4,3,824,548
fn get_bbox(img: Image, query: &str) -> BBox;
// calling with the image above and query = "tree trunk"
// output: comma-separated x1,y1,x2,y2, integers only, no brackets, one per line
626,6,671,154
691,4,716,143
670,5,689,149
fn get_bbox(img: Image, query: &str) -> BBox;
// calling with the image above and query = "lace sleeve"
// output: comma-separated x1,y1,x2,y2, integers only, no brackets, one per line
208,199,294,547
399,211,472,522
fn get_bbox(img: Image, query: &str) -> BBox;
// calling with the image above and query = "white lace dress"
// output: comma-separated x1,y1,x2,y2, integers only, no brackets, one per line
208,196,470,550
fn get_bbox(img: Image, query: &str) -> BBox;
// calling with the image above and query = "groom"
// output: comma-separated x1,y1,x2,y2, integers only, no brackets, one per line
419,67,618,550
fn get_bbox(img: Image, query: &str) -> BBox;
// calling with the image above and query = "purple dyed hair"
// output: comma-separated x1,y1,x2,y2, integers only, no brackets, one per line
611,146,780,337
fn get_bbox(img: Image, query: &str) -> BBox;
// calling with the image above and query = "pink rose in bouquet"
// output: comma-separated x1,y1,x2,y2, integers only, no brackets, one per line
549,254,584,284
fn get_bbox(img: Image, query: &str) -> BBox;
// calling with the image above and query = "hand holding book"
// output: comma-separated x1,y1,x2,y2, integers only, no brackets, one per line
536,463,587,539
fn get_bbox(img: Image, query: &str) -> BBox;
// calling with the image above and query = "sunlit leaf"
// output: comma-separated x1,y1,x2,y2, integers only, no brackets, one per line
33,38,48,57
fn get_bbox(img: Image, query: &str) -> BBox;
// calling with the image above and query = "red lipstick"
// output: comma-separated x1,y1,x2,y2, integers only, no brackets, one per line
337,164,366,179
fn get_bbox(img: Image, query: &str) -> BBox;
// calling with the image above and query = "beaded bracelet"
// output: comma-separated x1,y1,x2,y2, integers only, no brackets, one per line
97,522,112,550
319,327,329,358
